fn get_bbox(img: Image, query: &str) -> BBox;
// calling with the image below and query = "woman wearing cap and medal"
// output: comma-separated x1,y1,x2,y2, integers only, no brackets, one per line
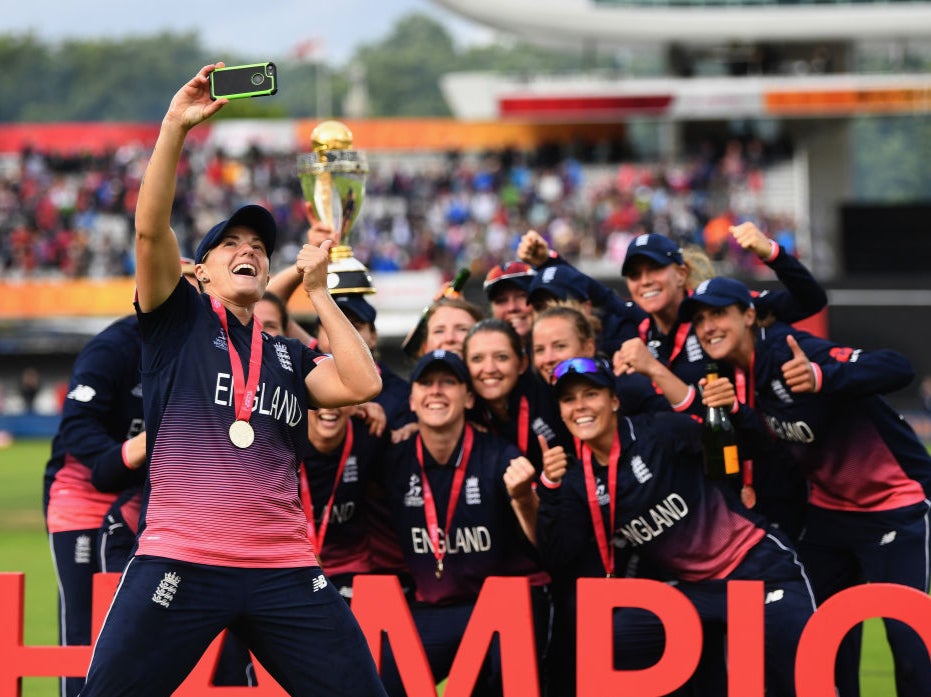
681,277,931,697
536,356,816,697
78,64,387,697
376,349,551,697
615,226,825,540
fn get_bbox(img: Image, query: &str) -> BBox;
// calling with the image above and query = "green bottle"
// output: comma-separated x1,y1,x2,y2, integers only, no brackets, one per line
702,362,740,480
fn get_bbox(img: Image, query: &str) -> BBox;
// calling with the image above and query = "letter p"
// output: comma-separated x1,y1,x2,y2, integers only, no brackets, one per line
576,578,701,697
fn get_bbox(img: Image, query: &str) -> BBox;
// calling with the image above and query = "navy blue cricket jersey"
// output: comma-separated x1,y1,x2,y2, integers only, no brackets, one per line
751,322,931,511
45,315,146,532
300,415,388,577
134,279,327,567
375,361,414,429
379,426,546,605
537,412,766,582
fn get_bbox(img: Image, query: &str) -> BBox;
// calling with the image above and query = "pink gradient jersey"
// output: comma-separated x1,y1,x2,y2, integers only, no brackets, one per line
134,280,328,567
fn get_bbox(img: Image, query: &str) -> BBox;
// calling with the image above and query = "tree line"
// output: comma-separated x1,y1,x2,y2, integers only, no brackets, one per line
0,14,608,123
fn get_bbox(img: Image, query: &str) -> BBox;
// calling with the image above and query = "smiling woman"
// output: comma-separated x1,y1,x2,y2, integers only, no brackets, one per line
536,354,818,696
73,64,386,697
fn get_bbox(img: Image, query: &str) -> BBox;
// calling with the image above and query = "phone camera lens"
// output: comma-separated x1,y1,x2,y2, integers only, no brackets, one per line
251,72,264,86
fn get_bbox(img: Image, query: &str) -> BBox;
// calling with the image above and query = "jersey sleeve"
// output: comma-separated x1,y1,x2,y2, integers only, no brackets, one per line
535,461,598,576
793,331,915,397
754,245,827,323
135,277,201,371
58,328,145,493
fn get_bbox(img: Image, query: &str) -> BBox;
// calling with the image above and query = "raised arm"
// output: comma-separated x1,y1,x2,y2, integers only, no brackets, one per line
266,220,338,345
135,64,227,312
731,222,827,323
301,241,382,407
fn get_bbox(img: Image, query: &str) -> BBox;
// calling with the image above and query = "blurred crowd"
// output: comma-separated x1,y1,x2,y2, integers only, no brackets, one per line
0,136,798,282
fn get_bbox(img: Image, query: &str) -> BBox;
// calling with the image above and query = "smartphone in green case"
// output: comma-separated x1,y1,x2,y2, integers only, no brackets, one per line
210,62,277,100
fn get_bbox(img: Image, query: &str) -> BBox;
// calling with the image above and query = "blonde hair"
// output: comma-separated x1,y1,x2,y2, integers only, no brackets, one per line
681,244,716,291
533,303,600,349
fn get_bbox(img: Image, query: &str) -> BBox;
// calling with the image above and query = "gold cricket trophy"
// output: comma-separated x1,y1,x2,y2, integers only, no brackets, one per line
297,120,374,294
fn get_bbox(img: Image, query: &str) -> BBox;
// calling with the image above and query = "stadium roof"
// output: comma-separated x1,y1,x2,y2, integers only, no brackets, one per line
433,0,931,44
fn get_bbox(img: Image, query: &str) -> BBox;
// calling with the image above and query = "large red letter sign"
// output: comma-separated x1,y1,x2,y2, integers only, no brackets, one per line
796,583,931,697
576,578,702,697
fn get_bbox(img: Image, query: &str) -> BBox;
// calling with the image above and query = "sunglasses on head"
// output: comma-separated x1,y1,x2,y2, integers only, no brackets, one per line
552,357,606,383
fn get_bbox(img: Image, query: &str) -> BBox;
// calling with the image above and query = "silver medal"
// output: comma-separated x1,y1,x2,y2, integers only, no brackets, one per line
229,420,255,449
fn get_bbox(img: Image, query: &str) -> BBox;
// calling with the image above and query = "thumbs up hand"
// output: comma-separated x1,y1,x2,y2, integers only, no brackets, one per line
781,335,817,393
539,434,568,484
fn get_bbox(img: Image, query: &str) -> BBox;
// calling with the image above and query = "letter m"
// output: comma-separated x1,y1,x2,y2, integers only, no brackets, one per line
352,575,540,697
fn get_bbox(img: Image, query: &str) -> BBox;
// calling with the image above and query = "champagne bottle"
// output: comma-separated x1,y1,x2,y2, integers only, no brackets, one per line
400,267,471,358
702,362,740,480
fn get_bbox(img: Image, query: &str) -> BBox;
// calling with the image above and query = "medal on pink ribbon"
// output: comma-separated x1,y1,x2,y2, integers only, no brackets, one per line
212,298,263,449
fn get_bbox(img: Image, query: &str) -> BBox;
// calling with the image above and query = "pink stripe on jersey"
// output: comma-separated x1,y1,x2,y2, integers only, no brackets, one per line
137,404,318,567
46,457,119,532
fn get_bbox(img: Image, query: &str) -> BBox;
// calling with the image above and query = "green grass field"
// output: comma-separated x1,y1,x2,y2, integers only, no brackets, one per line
0,438,897,696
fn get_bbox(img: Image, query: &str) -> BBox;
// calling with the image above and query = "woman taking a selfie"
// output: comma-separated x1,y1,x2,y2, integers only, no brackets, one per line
78,63,386,697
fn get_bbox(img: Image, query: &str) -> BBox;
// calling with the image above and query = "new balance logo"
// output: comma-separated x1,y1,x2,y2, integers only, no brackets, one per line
67,385,97,402
880,531,897,545
764,589,784,605
312,574,328,592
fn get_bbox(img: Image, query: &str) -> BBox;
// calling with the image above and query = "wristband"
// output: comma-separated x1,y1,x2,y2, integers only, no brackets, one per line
670,385,696,412
765,239,780,263
810,362,823,392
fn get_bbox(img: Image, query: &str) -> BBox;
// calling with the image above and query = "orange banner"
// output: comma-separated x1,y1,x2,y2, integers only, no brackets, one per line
294,118,626,151
0,279,323,319
0,280,138,318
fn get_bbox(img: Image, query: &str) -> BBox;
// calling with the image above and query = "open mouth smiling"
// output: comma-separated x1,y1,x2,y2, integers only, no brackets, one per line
233,263,257,277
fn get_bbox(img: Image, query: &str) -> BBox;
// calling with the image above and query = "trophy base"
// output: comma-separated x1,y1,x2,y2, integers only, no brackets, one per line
327,250,375,294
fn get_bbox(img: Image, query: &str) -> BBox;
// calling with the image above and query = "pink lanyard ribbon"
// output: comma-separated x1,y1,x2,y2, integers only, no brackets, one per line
734,353,756,493
516,396,529,454
582,434,622,577
211,298,263,423
416,425,475,578
300,420,354,556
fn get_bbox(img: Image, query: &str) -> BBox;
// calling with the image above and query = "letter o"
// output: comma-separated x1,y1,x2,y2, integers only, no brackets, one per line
796,583,931,696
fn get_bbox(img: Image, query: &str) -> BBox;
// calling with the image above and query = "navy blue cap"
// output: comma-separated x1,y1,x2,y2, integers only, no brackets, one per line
552,356,615,395
483,261,536,301
194,204,277,264
410,349,471,386
527,264,590,307
621,234,684,276
679,277,754,323
334,293,377,325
